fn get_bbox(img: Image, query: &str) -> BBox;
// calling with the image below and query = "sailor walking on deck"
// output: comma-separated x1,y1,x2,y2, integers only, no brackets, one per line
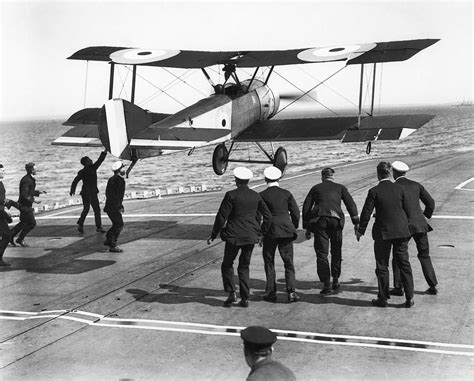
10,162,46,247
259,166,300,303
390,160,438,296
302,167,359,294
0,164,15,266
103,161,126,253
356,162,415,308
70,150,107,233
207,167,272,308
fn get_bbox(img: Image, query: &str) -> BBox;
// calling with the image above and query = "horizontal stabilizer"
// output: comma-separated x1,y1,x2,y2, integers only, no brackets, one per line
52,123,102,147
235,114,434,142
63,108,101,127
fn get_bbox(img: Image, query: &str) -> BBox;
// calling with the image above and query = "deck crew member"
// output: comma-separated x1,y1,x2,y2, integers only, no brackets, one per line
103,161,126,253
356,162,415,308
0,164,14,266
390,160,438,296
302,167,359,294
259,166,300,303
70,150,107,233
241,326,296,381
207,167,272,308
10,162,46,247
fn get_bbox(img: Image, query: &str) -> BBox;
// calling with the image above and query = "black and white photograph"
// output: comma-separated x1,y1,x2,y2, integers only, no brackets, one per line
1,0,473,379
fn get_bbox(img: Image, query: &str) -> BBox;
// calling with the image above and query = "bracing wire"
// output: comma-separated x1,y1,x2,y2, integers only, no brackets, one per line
117,66,130,99
162,68,208,97
83,61,89,108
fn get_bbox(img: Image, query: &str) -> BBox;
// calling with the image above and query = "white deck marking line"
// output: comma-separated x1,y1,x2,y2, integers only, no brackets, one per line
0,310,472,356
35,213,474,220
455,177,474,191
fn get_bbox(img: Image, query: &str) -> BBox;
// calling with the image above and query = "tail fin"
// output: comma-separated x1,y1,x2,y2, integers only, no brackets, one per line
99,99,154,160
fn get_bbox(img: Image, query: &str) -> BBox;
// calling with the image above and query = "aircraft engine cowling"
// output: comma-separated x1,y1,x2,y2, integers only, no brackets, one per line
98,99,154,160
242,79,280,121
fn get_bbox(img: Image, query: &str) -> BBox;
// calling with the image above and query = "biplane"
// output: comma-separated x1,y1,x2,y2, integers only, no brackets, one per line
53,39,439,176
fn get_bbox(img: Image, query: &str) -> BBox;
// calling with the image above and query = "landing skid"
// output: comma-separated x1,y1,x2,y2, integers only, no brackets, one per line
212,142,288,176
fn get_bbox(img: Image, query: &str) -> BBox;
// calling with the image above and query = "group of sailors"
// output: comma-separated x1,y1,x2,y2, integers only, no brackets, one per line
207,160,437,309
0,154,438,311
0,151,129,266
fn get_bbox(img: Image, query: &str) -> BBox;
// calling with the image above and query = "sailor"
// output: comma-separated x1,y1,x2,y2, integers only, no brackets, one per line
302,167,359,294
10,162,46,247
103,161,126,253
390,160,438,296
0,164,14,266
70,150,107,233
241,326,296,381
259,166,300,303
207,167,272,308
356,162,415,308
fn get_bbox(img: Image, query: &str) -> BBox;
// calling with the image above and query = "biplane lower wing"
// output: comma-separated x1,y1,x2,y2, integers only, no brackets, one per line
234,114,435,142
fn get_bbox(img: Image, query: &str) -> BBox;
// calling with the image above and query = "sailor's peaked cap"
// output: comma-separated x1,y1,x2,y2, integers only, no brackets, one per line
112,161,125,172
392,161,410,172
264,166,282,181
233,167,253,180
240,326,277,348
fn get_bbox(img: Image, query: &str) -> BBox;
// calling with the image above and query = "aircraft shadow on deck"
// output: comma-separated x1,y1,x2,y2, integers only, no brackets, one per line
126,277,382,308
3,221,214,275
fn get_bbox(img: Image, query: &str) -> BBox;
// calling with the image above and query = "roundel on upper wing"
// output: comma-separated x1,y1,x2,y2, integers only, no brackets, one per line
110,49,181,64
297,43,376,62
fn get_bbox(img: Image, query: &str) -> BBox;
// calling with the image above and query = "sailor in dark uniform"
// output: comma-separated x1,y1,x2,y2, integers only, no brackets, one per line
259,166,300,303
356,162,415,308
0,164,14,266
207,167,272,308
10,162,46,247
241,326,296,381
302,167,359,294
70,150,107,233
390,161,438,296
103,161,126,253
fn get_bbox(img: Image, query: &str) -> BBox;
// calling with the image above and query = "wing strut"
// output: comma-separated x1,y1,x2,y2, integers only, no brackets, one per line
108,62,115,100
358,64,364,128
131,65,137,104
246,67,260,93
264,66,275,85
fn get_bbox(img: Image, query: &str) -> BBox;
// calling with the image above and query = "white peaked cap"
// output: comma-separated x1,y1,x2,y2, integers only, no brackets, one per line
264,166,282,181
112,161,124,172
233,166,253,180
392,161,410,172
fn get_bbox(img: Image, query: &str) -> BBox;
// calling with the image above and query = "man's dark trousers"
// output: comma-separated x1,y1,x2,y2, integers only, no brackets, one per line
375,237,414,301
11,207,36,241
105,210,123,247
313,216,342,285
263,237,296,294
78,193,102,228
393,232,437,289
221,243,254,300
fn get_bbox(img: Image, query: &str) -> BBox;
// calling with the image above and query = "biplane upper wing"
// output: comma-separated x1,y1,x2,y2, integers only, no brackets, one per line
234,114,435,142
67,39,439,68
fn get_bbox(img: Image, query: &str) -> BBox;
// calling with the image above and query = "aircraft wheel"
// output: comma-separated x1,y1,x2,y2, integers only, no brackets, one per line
273,147,288,175
212,143,228,175
366,141,372,155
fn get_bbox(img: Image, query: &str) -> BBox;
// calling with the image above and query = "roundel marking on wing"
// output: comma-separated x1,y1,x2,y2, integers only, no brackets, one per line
297,43,377,62
110,49,181,64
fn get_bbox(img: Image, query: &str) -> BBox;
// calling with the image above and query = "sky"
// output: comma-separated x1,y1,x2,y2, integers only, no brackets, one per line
0,0,472,121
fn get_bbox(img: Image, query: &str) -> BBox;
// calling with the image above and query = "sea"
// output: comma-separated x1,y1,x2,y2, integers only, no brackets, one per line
0,104,473,209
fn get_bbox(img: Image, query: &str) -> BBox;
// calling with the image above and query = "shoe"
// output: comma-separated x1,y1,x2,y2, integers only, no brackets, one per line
263,294,277,303
77,225,84,233
389,288,404,296
109,246,123,253
239,299,249,308
371,298,388,307
103,239,112,247
332,279,340,291
223,292,237,307
405,298,414,308
0,260,11,267
9,237,17,247
96,227,106,233
288,292,300,303
320,287,333,295
16,239,28,247
426,286,438,295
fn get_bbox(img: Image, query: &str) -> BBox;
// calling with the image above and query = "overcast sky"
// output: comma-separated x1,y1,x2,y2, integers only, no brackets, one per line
1,0,472,121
